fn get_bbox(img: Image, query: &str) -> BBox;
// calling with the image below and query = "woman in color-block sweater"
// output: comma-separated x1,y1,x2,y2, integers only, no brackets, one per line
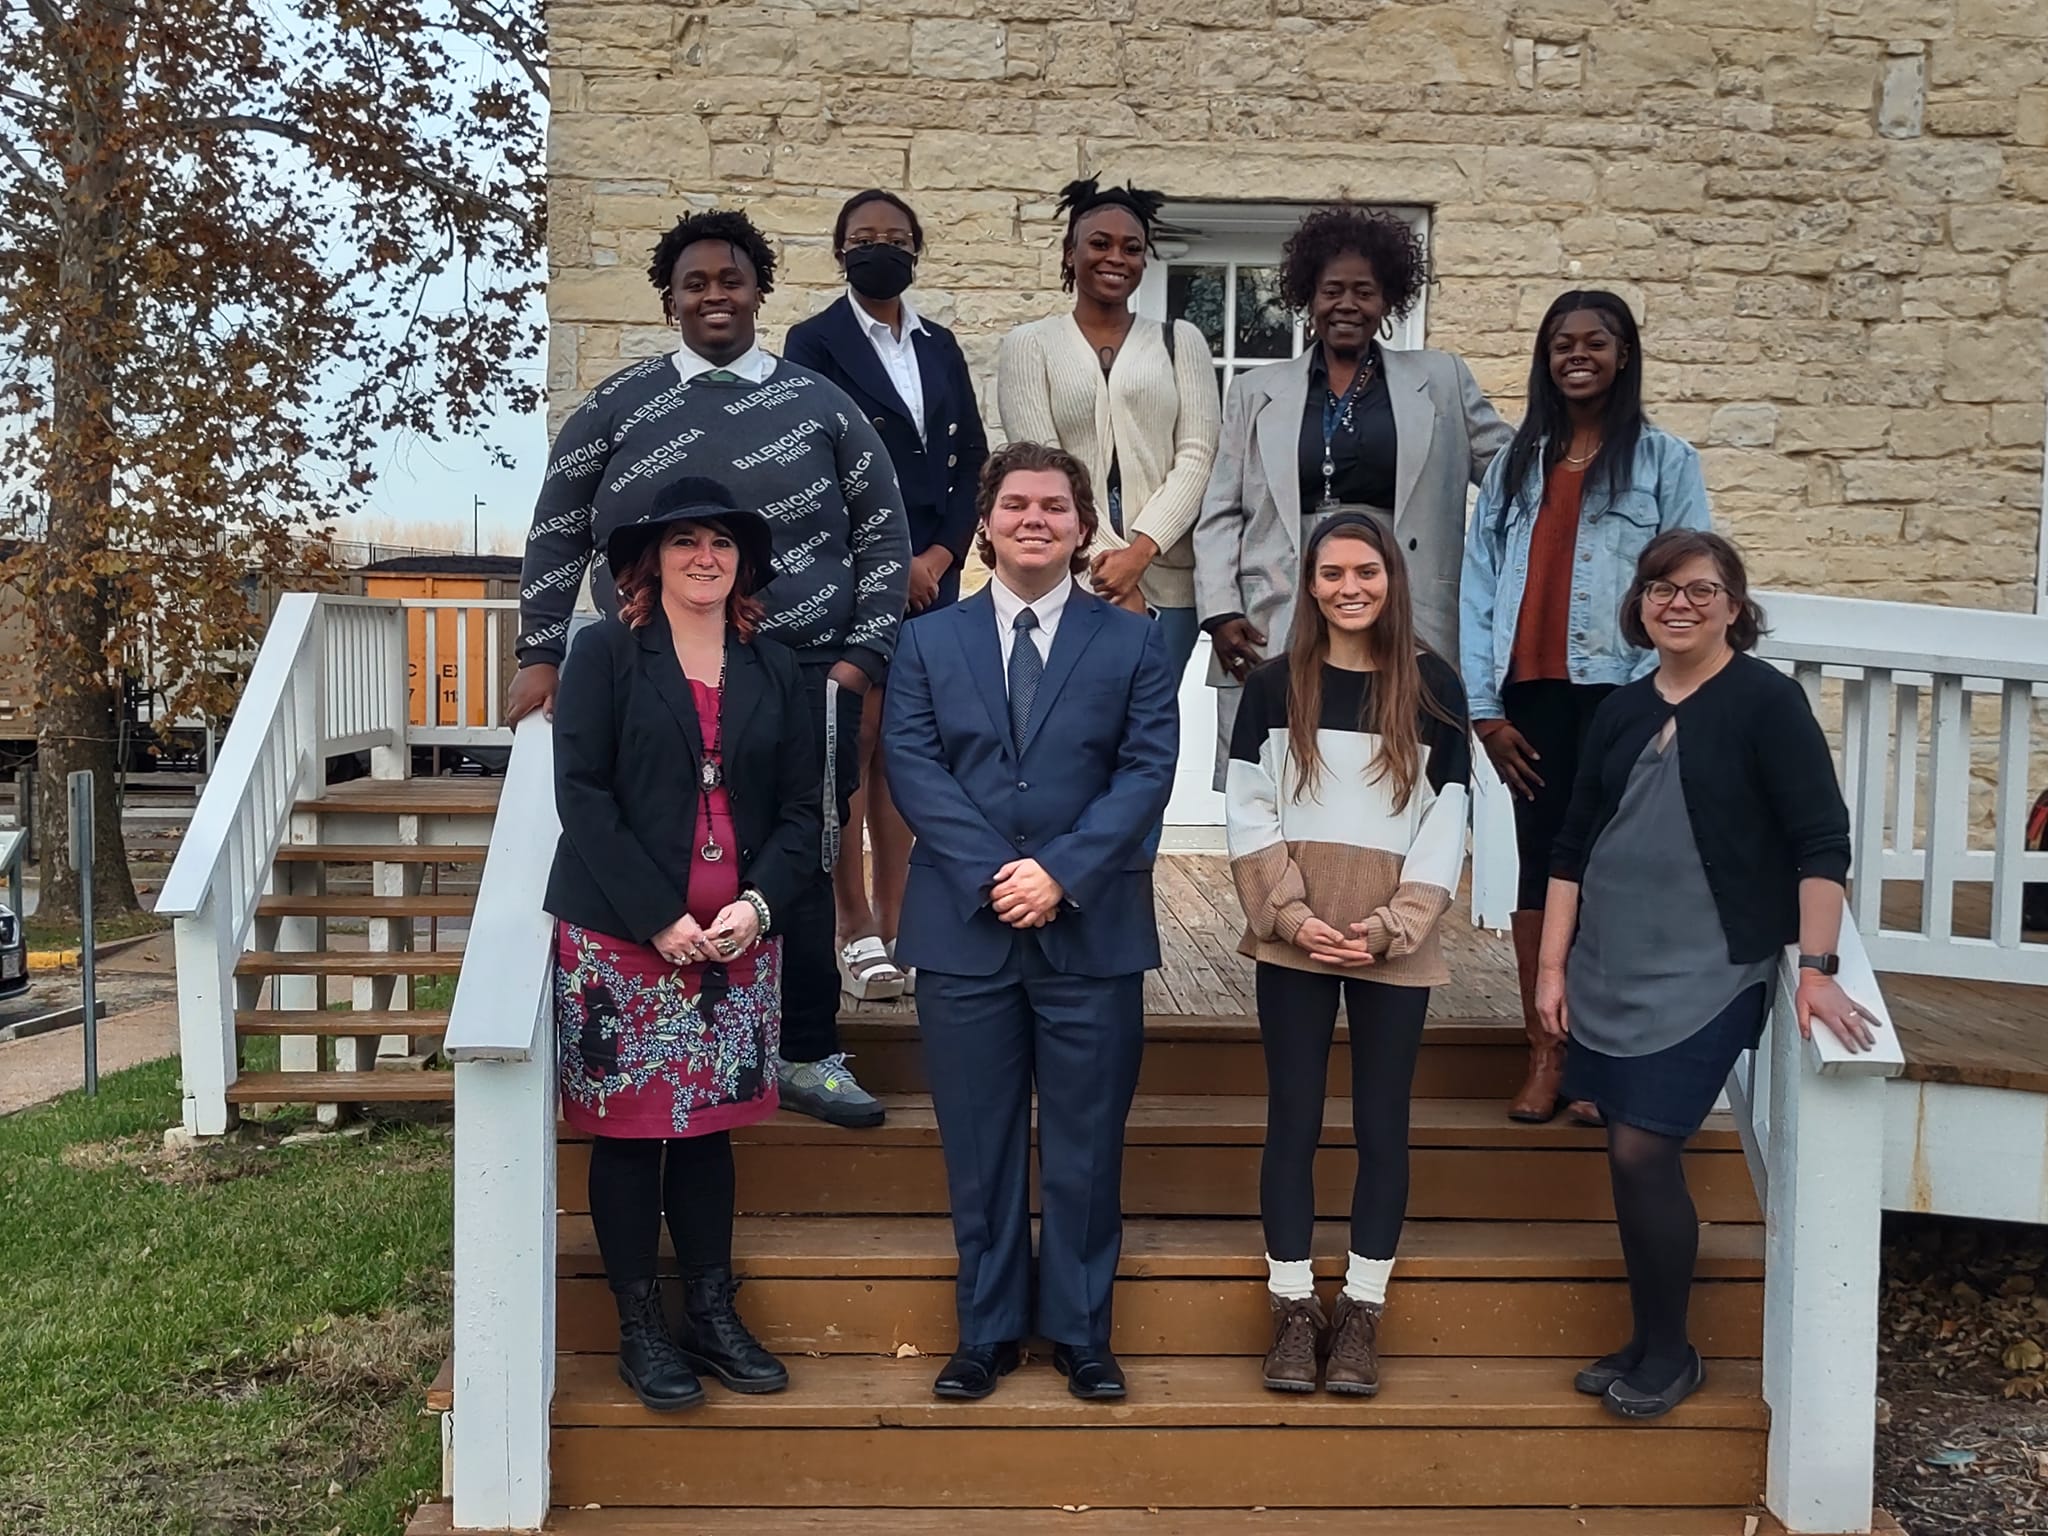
1224,511,1471,1400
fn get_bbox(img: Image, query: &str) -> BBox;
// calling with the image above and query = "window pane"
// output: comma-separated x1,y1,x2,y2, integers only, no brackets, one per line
1234,265,1290,359
1168,265,1226,354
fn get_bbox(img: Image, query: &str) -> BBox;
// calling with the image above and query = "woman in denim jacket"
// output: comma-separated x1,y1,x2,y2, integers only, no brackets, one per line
1459,290,1712,1127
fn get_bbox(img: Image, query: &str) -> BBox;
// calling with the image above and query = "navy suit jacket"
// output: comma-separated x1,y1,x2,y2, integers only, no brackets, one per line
883,585,1179,980
784,295,989,570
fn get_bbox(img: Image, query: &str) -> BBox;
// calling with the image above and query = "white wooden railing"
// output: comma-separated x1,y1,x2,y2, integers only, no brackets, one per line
160,592,521,1137
404,598,521,747
442,715,560,1531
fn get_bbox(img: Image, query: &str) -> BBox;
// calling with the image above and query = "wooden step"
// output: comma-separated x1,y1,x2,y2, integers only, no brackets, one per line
834,1014,1530,1098
546,1353,1766,1508
410,1508,1894,1536
234,950,463,977
271,843,488,864
554,1097,1760,1224
225,1069,453,1105
553,1214,1763,1359
234,1010,452,1037
255,893,477,919
297,781,502,816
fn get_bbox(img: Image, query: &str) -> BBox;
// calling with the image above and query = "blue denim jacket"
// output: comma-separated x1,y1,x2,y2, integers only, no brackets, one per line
1459,425,1712,721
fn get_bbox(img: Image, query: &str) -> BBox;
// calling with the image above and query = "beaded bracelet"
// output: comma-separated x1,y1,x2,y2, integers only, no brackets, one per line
740,887,772,936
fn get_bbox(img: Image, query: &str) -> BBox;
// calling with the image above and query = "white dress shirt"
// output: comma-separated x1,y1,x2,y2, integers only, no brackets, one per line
989,574,1075,690
849,289,928,439
673,341,776,385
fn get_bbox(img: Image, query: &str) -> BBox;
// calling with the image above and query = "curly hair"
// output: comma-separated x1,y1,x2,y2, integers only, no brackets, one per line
1278,205,1428,319
971,440,1101,576
613,520,765,640
646,208,778,312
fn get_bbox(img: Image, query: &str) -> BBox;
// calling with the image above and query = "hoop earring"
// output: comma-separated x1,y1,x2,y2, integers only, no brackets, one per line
1378,315,1395,341
1060,260,1076,293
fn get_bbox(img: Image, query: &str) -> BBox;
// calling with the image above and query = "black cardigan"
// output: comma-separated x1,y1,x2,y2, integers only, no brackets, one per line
544,612,822,944
1550,651,1851,964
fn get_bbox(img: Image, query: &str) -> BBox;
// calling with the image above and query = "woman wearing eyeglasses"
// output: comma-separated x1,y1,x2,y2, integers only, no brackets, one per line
786,190,989,1004
1459,290,1712,1128
1536,529,1877,1419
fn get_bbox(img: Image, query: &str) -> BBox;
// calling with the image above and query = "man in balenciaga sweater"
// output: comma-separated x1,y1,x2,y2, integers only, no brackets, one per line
511,208,911,1129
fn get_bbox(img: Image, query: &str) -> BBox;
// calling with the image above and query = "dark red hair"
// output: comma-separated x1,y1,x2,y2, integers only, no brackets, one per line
614,519,764,638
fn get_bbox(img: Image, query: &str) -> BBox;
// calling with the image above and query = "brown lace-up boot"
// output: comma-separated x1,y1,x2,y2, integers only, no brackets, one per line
1325,1294,1383,1397
1261,1292,1326,1393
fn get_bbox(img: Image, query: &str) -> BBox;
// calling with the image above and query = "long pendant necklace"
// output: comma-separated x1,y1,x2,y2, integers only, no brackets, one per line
1320,355,1377,510
697,642,729,864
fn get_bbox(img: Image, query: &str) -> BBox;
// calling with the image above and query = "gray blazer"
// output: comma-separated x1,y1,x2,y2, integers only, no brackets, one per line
1191,346,1511,779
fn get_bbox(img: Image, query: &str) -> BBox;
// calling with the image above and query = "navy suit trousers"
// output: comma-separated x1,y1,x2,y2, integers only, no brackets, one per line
917,932,1145,1349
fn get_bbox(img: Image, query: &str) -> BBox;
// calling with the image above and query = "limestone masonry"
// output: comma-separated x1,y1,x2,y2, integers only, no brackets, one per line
544,0,2048,611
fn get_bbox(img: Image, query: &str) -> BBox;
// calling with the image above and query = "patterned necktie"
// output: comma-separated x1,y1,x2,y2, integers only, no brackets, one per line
1008,608,1042,754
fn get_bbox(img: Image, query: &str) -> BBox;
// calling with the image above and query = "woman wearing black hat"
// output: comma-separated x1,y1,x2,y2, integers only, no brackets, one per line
546,477,823,1411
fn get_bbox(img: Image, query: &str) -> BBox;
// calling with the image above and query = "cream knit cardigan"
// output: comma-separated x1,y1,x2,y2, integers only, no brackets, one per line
995,312,1222,611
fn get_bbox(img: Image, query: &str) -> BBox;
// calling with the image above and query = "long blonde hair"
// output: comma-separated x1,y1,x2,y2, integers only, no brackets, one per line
1283,512,1456,811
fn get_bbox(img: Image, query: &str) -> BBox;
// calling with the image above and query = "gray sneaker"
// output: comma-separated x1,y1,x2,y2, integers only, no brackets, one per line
776,1053,886,1129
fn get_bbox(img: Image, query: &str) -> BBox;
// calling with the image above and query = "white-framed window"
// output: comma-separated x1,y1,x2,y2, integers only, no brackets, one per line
1132,202,1432,395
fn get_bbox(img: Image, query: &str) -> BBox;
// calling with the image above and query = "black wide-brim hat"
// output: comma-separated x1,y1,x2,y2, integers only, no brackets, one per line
604,476,778,595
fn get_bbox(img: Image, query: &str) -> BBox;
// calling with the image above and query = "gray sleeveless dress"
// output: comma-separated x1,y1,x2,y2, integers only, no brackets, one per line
1562,729,1772,1135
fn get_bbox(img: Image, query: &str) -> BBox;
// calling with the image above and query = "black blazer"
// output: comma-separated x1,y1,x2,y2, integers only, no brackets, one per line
784,295,988,571
1551,651,1851,964
545,612,822,944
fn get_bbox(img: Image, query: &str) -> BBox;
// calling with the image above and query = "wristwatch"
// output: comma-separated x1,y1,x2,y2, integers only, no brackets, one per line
1797,952,1840,976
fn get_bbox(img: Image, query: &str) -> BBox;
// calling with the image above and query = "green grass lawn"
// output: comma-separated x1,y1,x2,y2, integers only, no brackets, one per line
0,1056,452,1535
24,910,171,953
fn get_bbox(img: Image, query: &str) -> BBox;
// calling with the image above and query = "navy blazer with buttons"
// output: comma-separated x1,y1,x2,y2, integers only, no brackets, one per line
882,585,1178,979
784,294,989,603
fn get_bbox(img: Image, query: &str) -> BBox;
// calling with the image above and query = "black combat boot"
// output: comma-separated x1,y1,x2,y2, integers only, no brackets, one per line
675,1265,789,1393
612,1277,703,1410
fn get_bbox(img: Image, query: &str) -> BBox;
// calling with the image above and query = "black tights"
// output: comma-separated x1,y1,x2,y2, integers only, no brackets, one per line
1256,964,1430,1261
587,1132,736,1290
1607,1121,1697,1386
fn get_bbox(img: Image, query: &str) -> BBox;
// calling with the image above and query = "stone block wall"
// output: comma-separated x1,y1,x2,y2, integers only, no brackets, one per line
546,0,2048,611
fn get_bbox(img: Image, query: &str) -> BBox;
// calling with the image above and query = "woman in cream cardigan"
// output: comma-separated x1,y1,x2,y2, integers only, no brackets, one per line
1192,204,1511,784
996,178,1222,681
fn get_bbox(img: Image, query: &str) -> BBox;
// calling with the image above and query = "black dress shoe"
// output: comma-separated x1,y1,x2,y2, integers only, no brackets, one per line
1052,1343,1127,1400
933,1341,1021,1400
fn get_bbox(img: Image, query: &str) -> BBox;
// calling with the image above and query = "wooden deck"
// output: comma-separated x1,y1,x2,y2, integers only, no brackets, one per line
854,853,2048,1098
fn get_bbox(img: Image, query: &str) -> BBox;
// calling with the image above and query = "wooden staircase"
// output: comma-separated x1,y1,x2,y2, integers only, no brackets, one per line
410,1007,1840,1531
223,778,501,1113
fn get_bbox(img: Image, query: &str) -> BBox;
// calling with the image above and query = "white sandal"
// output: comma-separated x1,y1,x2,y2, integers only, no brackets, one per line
888,937,915,997
838,935,907,1001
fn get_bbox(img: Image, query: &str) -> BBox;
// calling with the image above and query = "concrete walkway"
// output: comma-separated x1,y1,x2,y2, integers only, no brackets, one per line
0,930,179,1115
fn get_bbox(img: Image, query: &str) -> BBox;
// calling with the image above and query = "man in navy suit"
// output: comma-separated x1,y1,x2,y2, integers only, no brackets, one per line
883,440,1179,1403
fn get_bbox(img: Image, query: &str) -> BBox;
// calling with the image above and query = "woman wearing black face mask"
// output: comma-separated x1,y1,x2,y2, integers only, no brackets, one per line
786,190,989,1004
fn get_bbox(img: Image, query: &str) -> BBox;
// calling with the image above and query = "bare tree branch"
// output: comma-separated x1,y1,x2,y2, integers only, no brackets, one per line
147,114,528,225
0,85,60,114
0,133,59,208
449,0,548,101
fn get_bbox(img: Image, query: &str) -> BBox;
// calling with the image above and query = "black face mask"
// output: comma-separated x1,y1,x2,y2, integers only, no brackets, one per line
844,243,915,302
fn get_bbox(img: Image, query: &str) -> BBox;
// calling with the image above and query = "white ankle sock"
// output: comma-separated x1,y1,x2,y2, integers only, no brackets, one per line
1345,1252,1394,1306
1265,1255,1315,1301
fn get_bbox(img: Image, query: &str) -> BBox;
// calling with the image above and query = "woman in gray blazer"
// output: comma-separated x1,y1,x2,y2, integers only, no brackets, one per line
1192,206,1511,781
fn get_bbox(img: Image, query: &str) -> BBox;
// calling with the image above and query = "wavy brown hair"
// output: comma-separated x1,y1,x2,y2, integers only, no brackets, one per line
971,439,1101,576
1619,529,1767,653
614,520,764,639
1283,513,1457,812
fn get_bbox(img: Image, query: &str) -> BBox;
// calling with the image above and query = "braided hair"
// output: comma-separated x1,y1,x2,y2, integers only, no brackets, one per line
1057,176,1166,293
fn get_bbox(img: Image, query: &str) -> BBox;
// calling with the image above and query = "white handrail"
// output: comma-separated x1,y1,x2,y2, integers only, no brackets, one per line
447,714,558,1528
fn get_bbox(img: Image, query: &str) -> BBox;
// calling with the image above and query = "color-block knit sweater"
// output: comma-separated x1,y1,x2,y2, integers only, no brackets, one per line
517,355,911,678
1224,652,1471,987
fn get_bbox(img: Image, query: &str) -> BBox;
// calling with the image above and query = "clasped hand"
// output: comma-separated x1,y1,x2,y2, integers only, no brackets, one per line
991,858,1064,928
652,901,760,966
1293,916,1377,969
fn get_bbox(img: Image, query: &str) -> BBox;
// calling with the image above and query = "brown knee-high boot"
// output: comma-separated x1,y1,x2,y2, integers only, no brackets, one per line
1505,911,1602,1125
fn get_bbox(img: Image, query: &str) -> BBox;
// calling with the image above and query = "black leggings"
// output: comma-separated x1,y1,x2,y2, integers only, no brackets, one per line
1256,963,1431,1262
1607,1121,1699,1386
587,1132,736,1289
1502,679,1613,911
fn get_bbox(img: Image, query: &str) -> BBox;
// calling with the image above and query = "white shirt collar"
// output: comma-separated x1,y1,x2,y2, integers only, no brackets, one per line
989,572,1076,636
848,289,926,345
672,342,776,384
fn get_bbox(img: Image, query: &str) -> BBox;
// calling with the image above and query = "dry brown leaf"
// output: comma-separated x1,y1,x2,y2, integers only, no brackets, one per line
893,1342,922,1358
1743,1517,1761,1536
2003,1339,2046,1372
